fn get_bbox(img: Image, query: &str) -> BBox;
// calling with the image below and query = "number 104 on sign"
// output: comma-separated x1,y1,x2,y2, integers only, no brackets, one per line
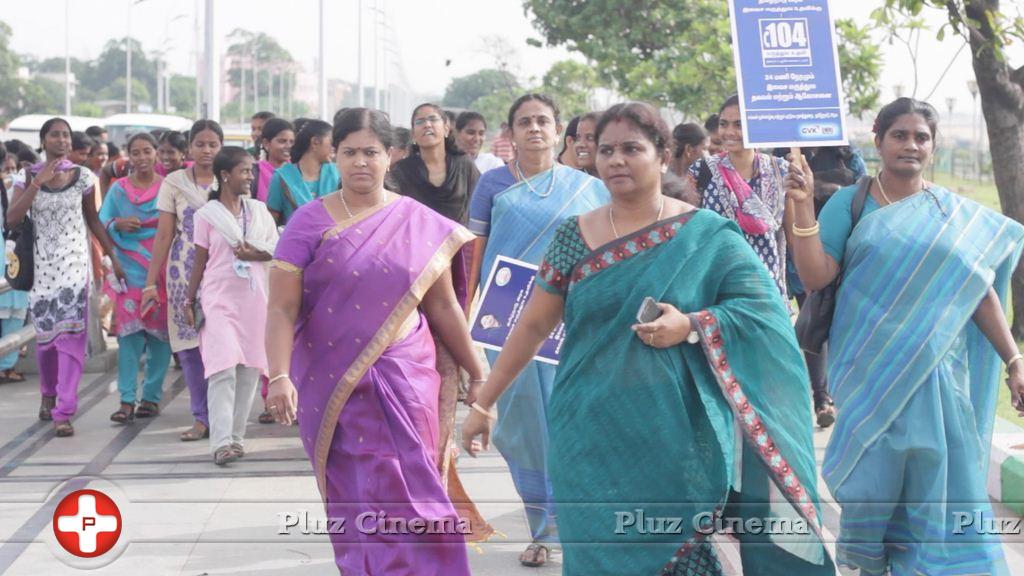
759,19,811,67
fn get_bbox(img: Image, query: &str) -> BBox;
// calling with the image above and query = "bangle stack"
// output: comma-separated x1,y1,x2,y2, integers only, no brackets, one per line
269,374,291,386
470,402,497,420
792,222,820,238
142,285,157,295
1007,353,1023,369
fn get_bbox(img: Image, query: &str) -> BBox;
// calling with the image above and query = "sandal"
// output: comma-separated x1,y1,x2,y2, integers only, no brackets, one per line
0,369,25,383
230,442,245,459
179,421,209,441
54,420,74,437
519,542,550,568
38,395,56,421
213,445,239,466
135,400,160,418
110,402,135,424
815,398,836,428
258,410,275,424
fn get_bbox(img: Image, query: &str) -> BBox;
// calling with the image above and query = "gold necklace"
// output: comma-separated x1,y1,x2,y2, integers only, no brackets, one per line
876,172,925,206
609,197,665,239
875,172,893,205
338,188,385,219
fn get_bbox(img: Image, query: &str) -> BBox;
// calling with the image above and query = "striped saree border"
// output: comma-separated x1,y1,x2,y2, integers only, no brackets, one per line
311,225,475,501
691,310,824,540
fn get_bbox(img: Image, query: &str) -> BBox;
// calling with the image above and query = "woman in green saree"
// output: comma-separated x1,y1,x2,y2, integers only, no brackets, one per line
461,102,834,575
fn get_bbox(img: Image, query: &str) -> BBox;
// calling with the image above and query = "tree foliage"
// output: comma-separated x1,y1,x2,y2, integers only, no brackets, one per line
524,0,884,119
539,59,601,119
0,22,65,122
224,29,297,116
442,68,521,109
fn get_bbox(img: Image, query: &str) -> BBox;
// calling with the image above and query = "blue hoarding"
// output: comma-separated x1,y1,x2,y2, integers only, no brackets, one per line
728,0,848,148
470,256,564,365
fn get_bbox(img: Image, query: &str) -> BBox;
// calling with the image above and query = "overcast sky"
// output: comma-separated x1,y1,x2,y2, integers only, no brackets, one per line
3,0,1020,117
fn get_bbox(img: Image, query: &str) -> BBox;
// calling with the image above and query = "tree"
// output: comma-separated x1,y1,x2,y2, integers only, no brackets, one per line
443,69,521,109
225,29,296,117
880,0,1024,336
168,76,196,115
539,59,601,118
83,38,157,109
836,19,883,118
524,0,884,119
0,22,23,123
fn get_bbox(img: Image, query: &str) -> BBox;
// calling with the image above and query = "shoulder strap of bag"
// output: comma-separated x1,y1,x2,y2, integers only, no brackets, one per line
850,175,871,228
0,178,8,240
696,158,712,191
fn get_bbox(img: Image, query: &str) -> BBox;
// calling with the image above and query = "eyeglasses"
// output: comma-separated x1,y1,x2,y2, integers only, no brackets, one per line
413,115,443,127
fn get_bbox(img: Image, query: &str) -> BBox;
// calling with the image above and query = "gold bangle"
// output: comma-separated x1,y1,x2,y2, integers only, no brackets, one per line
470,402,497,420
792,222,820,237
142,285,158,294
1007,353,1023,368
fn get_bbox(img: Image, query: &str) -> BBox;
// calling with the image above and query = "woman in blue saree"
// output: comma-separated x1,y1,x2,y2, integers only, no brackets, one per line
463,102,833,575
788,97,1024,575
466,93,610,567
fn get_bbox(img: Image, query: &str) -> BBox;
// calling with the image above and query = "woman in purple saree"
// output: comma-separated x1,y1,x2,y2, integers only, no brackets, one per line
265,108,492,575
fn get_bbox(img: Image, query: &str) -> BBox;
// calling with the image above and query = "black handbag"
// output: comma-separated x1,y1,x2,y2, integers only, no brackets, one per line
794,175,871,354
0,176,34,291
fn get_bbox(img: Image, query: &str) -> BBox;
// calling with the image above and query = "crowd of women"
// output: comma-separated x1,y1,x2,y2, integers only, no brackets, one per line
3,87,1023,575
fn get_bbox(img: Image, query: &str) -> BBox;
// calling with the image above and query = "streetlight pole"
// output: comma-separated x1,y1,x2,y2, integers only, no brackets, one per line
357,0,364,107
318,0,327,120
126,2,132,113
203,0,219,121
373,0,381,110
64,0,71,116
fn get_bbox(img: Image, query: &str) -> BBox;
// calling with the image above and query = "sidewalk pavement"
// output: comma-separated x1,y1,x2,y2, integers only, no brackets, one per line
0,365,1021,574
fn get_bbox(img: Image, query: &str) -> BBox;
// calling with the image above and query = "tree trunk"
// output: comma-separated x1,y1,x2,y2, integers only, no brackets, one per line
967,0,1024,337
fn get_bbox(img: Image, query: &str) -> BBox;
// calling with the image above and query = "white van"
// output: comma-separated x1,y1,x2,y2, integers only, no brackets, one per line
104,113,193,146
3,114,103,149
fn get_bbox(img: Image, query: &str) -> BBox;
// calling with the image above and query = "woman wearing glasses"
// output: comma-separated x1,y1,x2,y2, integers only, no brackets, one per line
390,103,480,225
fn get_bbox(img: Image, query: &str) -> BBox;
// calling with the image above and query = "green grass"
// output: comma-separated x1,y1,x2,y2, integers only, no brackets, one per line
931,171,1023,424
931,171,1000,211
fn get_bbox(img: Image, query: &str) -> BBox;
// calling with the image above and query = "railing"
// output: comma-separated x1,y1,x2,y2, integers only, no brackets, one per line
0,279,35,358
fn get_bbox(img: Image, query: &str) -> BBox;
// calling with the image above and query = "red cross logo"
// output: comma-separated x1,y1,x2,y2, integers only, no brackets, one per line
52,489,122,558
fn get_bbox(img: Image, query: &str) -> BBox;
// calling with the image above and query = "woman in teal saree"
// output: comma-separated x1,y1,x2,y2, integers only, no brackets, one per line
463,102,832,575
788,97,1024,575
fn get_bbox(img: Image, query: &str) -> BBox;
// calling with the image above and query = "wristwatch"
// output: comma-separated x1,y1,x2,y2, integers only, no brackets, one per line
685,314,700,344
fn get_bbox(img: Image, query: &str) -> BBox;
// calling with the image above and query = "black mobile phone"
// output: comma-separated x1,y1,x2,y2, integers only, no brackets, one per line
636,297,662,324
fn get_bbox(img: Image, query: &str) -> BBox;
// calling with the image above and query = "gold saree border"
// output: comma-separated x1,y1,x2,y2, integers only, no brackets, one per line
312,224,476,501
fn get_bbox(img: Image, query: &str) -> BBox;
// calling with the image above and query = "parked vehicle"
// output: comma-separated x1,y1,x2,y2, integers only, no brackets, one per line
103,113,193,146
3,114,103,149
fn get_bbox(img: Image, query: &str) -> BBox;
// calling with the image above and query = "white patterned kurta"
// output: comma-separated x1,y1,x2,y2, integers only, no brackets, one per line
24,168,94,343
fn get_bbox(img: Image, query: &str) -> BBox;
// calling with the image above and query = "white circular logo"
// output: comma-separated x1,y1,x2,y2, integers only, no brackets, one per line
495,267,512,287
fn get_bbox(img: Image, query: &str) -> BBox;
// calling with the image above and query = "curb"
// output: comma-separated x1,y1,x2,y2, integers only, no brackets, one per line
990,417,1024,515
